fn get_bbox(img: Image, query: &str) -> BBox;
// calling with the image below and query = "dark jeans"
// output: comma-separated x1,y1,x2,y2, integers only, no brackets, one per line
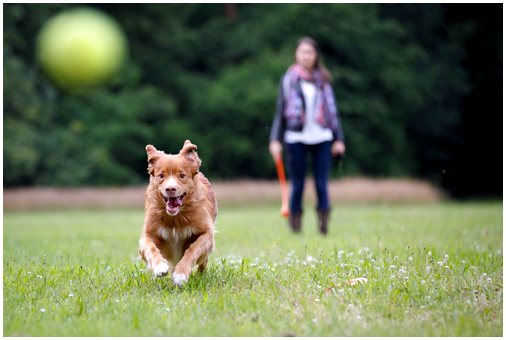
285,141,332,214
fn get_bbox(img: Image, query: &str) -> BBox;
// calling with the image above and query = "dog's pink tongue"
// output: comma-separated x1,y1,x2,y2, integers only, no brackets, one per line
168,196,183,209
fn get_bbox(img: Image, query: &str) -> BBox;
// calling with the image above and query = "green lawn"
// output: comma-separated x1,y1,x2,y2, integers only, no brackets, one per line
3,202,503,336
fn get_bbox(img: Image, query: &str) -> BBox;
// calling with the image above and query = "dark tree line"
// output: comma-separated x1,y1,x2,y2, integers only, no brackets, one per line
3,3,502,197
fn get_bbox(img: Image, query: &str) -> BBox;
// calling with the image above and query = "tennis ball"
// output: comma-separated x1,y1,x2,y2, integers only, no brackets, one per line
36,7,128,91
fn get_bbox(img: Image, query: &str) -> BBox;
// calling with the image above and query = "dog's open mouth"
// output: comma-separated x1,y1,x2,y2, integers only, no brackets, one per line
164,194,186,215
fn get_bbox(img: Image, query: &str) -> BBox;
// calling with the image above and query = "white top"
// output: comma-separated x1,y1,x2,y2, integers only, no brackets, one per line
284,80,333,145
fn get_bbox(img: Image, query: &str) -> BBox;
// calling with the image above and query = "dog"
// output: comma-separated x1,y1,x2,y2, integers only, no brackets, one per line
138,140,217,286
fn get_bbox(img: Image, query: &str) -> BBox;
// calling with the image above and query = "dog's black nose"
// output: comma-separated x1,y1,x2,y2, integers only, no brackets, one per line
166,187,177,194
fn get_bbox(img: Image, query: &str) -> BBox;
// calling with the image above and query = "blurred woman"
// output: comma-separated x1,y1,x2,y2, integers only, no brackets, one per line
269,36,345,235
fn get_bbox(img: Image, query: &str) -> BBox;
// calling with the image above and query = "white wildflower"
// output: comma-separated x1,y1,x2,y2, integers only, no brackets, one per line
347,277,368,286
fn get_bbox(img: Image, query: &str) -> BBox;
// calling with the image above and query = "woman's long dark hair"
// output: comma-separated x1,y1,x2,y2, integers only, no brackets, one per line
296,36,333,83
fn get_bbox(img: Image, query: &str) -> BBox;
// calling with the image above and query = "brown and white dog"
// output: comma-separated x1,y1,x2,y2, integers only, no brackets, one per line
138,140,217,286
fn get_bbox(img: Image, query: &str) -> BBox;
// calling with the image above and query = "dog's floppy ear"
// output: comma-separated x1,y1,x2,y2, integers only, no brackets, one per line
180,140,201,174
146,144,161,176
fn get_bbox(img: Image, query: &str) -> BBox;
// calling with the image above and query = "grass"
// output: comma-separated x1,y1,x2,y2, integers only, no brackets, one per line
3,201,503,336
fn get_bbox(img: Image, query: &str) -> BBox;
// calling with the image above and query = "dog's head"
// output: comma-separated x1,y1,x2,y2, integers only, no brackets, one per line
146,140,202,216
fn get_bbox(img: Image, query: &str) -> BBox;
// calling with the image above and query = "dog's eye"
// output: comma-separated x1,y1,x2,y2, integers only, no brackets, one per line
179,173,186,179
158,173,165,179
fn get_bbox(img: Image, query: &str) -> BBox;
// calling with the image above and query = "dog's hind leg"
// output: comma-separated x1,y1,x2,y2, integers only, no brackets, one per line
196,256,208,273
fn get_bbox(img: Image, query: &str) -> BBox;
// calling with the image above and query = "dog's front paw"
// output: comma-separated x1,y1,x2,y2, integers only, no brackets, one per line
172,272,188,287
153,262,170,277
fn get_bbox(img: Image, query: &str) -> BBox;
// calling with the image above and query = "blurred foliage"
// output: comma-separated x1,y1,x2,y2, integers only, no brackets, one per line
3,4,502,197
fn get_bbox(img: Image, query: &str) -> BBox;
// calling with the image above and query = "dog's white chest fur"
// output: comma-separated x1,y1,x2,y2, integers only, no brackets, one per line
157,226,195,264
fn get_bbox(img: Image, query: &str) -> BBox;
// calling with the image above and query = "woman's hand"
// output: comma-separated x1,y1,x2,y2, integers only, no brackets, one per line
331,140,345,157
269,140,283,160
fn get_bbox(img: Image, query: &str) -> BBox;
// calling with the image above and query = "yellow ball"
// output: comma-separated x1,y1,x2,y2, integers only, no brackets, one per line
36,7,128,91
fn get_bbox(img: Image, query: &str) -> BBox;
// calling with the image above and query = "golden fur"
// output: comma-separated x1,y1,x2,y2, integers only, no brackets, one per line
138,140,217,286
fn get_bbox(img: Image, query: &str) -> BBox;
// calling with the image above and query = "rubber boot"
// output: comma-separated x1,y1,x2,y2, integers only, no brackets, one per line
289,211,302,233
317,209,330,235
